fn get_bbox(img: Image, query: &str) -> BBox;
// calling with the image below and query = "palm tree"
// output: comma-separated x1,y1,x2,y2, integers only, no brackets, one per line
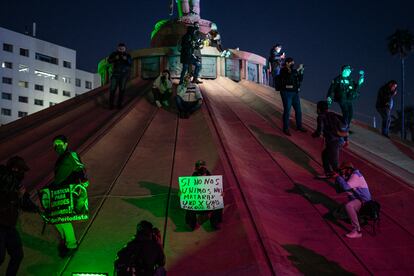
388,29,414,139
390,106,414,141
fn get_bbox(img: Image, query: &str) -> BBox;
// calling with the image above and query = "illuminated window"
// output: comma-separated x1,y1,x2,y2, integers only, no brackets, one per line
75,78,81,87
2,77,12,84
85,81,92,89
2,92,12,100
1,61,12,69
34,69,58,80
62,76,71,84
1,108,11,116
18,111,28,117
18,96,28,103
63,61,72,68
18,81,29,88
63,90,71,97
20,48,29,57
19,64,29,73
34,99,43,106
35,52,58,65
3,43,13,52
49,88,58,94
34,84,44,91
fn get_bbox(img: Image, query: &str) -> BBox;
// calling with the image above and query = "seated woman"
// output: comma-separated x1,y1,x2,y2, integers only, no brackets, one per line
153,70,173,108
175,74,203,118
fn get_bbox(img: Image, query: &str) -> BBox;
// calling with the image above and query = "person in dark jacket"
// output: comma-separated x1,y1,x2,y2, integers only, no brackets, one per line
335,162,372,238
51,135,88,257
179,24,203,84
268,44,285,87
185,160,223,230
0,156,36,276
327,65,365,128
108,43,132,109
312,101,349,179
115,220,166,276
376,80,398,137
276,57,306,136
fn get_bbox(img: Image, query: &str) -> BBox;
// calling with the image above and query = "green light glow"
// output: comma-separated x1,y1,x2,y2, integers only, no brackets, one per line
151,19,169,39
72,273,108,276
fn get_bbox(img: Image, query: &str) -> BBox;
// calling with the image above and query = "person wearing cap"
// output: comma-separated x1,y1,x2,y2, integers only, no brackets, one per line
152,69,173,108
276,57,306,136
0,156,37,276
108,43,132,109
326,65,365,128
335,162,372,238
50,135,88,257
376,80,398,138
185,160,223,230
312,101,349,179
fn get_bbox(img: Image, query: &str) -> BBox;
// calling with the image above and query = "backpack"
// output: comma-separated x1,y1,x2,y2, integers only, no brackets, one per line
359,200,381,235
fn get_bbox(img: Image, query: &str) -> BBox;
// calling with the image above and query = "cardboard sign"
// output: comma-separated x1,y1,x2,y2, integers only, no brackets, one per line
178,175,223,211
39,183,89,224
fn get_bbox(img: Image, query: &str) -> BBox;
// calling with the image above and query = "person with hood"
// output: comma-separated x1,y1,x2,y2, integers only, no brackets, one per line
0,156,37,276
376,80,398,137
108,42,132,109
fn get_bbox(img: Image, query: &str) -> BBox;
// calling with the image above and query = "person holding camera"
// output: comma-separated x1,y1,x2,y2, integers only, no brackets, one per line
327,65,365,129
275,57,306,136
268,44,285,87
152,70,173,108
108,43,132,109
179,23,203,84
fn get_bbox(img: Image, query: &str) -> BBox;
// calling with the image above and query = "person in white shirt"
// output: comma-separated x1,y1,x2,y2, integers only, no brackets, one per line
152,70,173,108
175,74,203,118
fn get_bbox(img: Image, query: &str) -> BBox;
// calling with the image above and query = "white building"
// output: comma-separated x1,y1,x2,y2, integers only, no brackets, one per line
0,26,100,125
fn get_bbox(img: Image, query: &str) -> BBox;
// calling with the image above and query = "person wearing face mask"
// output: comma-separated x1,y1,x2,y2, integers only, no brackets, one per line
152,70,173,108
327,65,365,129
275,57,306,136
0,156,37,276
51,135,88,257
108,42,132,109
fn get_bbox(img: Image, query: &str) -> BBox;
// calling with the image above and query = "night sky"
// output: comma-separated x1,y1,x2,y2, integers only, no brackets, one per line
1,0,413,123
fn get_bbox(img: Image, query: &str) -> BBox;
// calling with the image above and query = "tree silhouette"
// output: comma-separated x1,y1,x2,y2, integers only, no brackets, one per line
388,29,414,139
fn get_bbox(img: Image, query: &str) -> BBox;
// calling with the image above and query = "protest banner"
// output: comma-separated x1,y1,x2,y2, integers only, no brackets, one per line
39,183,89,224
178,175,223,211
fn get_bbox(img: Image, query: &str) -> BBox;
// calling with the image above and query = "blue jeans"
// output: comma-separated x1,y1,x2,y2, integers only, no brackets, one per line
280,91,302,130
377,107,391,135
179,58,201,84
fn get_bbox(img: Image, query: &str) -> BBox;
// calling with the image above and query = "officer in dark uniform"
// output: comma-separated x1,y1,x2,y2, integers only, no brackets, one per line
327,65,365,128
0,156,36,276
108,43,132,109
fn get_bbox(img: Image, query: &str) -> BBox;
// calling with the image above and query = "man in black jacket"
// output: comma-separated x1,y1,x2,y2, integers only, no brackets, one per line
179,24,203,84
276,57,306,136
376,80,397,137
0,156,36,276
327,65,364,128
108,43,132,109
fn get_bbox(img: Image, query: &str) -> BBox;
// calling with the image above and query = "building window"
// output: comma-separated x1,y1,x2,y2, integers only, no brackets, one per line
34,84,44,91
1,62,12,69
2,92,12,100
3,43,13,52
35,52,58,65
75,78,81,87
85,81,92,89
49,88,58,94
2,77,12,84
18,81,29,88
34,99,43,106
34,69,58,80
1,108,11,116
18,111,28,117
63,90,71,97
19,96,28,103
62,76,71,84
49,102,57,107
18,64,29,73
63,61,72,68
20,48,29,57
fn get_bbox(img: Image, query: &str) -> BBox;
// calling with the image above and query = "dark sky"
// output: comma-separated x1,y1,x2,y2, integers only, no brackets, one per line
1,0,413,122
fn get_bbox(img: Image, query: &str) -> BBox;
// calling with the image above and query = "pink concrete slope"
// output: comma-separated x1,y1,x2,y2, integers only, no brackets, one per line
226,78,414,275
200,80,369,275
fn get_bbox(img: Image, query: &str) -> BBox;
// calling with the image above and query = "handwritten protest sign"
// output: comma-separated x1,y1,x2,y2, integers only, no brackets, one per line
178,175,223,211
39,183,89,224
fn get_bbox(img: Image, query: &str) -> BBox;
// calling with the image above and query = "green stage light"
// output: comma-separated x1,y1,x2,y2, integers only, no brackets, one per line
71,273,108,276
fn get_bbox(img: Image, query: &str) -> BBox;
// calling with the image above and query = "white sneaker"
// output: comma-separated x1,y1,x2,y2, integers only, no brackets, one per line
346,230,362,238
155,100,162,108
